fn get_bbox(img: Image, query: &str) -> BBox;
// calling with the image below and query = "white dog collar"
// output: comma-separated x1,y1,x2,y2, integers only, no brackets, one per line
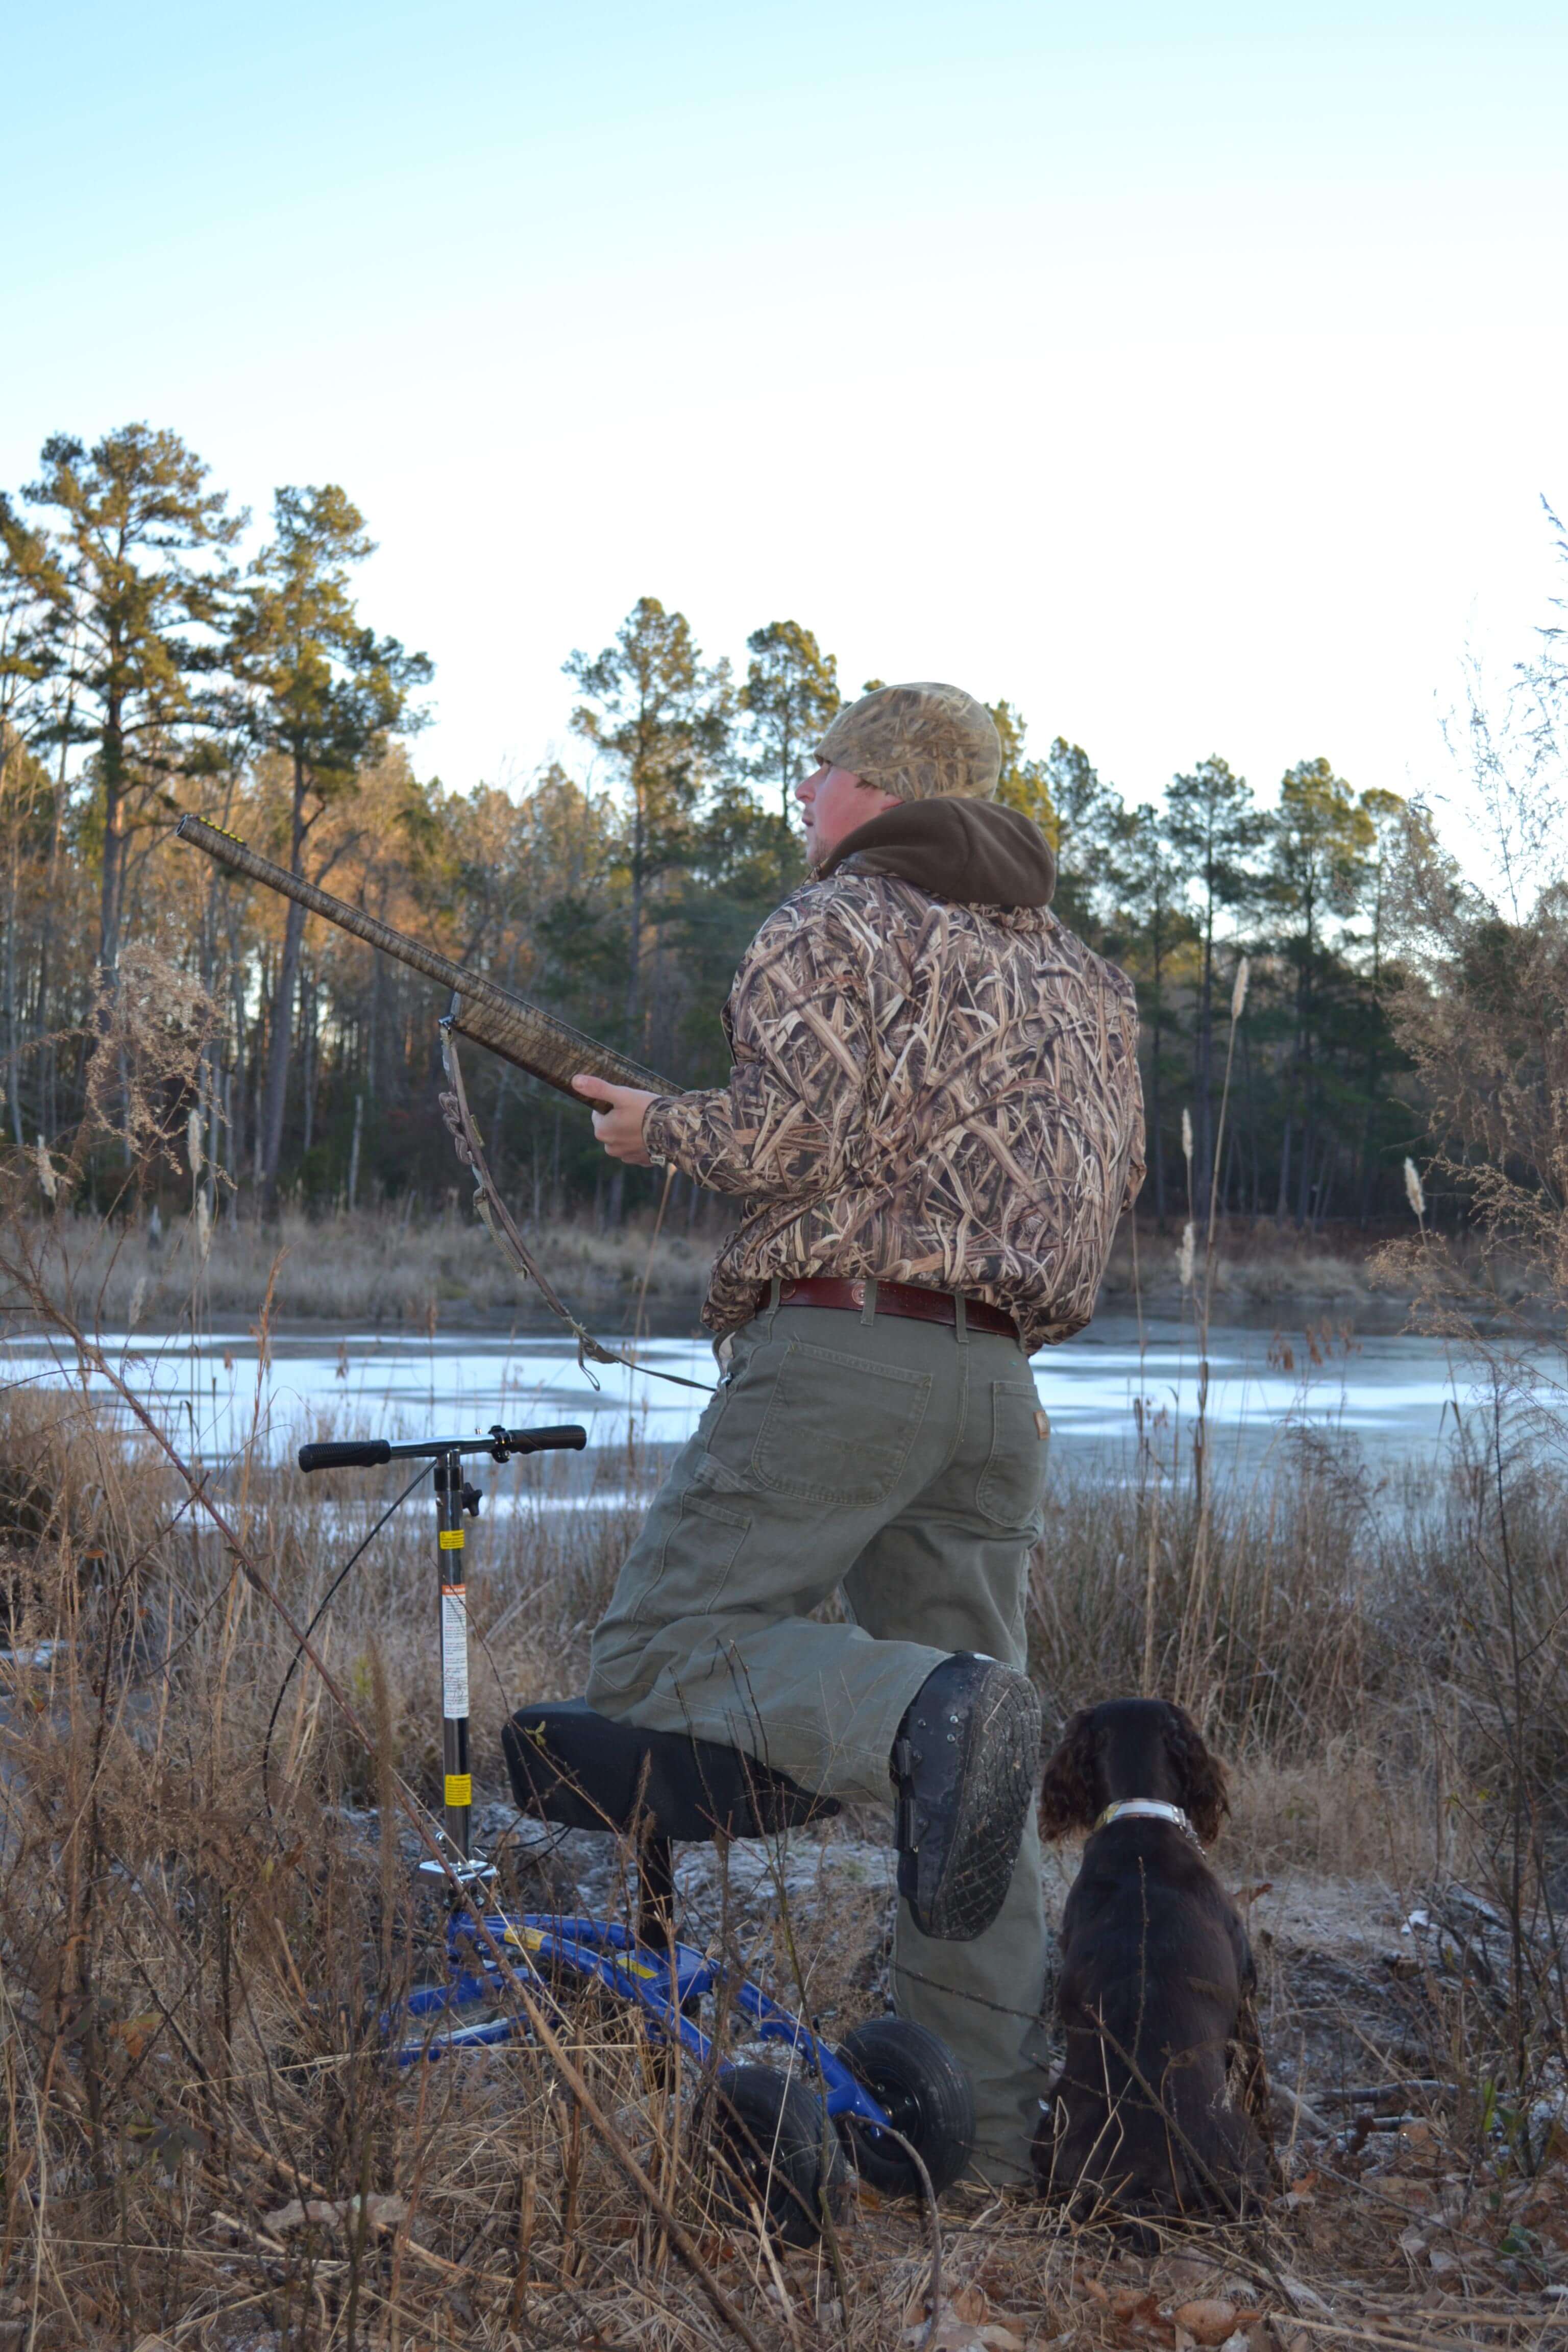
1093,1798,1204,1849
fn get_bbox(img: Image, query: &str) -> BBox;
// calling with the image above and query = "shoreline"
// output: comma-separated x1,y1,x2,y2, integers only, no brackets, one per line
6,1206,1556,1339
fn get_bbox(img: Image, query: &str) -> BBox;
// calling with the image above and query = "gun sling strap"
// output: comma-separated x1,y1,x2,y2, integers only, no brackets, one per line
437,1005,715,1396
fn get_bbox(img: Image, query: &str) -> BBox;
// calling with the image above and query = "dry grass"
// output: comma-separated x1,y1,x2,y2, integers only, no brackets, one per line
1097,1218,1552,1325
9,1205,717,1332
7,1205,1510,1338
1,1203,1566,2347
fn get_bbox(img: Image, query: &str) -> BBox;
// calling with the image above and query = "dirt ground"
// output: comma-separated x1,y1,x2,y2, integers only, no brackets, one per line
356,1800,1567,2352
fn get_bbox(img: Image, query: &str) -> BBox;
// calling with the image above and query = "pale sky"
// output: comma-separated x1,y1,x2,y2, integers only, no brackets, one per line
4,3,1564,824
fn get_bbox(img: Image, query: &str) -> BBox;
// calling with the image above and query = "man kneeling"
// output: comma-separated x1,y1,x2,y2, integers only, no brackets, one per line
573,681,1144,2185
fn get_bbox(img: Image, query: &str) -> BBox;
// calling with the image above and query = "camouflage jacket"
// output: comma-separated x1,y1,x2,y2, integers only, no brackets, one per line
643,867,1145,1355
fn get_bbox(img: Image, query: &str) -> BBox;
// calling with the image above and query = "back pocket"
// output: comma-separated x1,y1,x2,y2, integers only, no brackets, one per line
976,1379,1049,1531
747,1340,932,1506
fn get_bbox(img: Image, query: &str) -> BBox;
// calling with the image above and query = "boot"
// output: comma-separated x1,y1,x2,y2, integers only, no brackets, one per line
892,1653,1042,1942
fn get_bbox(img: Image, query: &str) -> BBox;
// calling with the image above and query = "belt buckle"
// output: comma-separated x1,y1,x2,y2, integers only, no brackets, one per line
848,1281,866,1308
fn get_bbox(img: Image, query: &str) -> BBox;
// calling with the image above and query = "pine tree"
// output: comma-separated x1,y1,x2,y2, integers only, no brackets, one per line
228,483,430,1206
1042,738,1128,948
740,621,839,817
1164,756,1265,1207
988,700,1056,835
1266,758,1374,1224
1351,788,1408,1221
17,426,242,980
566,597,730,1053
1119,805,1197,1219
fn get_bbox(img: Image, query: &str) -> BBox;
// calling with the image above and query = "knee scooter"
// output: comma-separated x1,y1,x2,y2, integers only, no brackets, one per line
298,1423,974,2243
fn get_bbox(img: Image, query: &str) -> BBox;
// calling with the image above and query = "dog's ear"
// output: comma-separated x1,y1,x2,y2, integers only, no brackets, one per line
1162,1703,1230,1845
1039,1708,1099,1837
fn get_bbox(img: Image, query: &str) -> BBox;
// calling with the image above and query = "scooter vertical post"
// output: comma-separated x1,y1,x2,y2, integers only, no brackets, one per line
434,1451,473,1862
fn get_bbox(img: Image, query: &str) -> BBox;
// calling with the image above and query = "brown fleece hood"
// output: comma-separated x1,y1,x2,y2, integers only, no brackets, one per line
820,796,1057,910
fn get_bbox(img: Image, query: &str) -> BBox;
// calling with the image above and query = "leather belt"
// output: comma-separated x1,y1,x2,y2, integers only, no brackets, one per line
775,1275,1019,1342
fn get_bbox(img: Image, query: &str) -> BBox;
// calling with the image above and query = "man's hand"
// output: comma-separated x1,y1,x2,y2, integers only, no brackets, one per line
572,1073,658,1166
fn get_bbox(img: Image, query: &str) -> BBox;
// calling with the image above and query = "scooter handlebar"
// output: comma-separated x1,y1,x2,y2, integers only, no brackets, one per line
297,1425,588,1473
298,1439,394,1472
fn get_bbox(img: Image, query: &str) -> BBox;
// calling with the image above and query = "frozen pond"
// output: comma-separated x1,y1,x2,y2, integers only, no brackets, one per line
4,1312,1561,1492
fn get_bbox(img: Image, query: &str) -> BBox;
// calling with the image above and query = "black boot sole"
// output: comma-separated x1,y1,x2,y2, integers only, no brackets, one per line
896,1663,1041,1942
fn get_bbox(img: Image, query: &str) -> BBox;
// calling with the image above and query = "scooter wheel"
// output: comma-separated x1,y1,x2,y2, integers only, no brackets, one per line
707,2064,844,2247
835,2017,975,2198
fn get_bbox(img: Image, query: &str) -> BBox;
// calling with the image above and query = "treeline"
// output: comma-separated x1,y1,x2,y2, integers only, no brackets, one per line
0,422,1422,1232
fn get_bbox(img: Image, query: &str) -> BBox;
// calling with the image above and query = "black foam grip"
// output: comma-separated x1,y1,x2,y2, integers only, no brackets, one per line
502,1425,587,1454
298,1439,394,1472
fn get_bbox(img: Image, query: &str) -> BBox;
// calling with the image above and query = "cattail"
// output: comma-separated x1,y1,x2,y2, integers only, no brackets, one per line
34,1135,57,1203
187,1107,203,1182
1177,1221,1195,1288
1404,1157,1427,1225
1181,1107,1193,1169
1231,955,1250,1023
196,1187,212,1262
128,1275,146,1332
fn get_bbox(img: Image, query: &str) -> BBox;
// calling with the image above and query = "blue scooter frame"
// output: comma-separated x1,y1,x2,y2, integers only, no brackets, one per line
295,1422,899,2154
393,1908,890,2134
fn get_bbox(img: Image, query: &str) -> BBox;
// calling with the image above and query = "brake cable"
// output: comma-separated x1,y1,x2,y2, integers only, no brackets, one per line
261,1465,427,1836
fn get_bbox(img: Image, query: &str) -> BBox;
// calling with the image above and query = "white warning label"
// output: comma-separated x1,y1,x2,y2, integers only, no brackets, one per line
440,1586,470,1719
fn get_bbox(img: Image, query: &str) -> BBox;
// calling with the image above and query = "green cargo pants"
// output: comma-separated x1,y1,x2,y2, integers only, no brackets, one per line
586,1288,1051,2184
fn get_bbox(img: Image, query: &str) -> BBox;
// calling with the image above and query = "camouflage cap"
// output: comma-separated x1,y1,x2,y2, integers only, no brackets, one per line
816,681,1001,803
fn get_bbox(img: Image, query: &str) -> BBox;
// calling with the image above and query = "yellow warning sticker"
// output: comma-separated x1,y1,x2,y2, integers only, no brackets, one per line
439,1529,464,1550
503,1923,547,1952
444,1773,472,1808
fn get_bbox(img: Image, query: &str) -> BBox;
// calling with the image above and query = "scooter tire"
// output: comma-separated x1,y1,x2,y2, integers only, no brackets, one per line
707,2064,844,2247
835,2017,975,2198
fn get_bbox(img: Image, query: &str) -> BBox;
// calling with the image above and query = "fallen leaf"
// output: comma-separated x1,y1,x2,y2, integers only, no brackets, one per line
1278,2276,1330,2315
355,2192,406,2230
109,2014,161,2063
1372,2175,1436,2213
904,2299,998,2352
1173,2301,1238,2347
1396,2227,1428,2261
261,2192,408,2238
261,2198,339,2234
1112,2286,1160,2320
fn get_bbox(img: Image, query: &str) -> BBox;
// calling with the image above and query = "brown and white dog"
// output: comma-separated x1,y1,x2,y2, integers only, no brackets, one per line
1033,1699,1277,2227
